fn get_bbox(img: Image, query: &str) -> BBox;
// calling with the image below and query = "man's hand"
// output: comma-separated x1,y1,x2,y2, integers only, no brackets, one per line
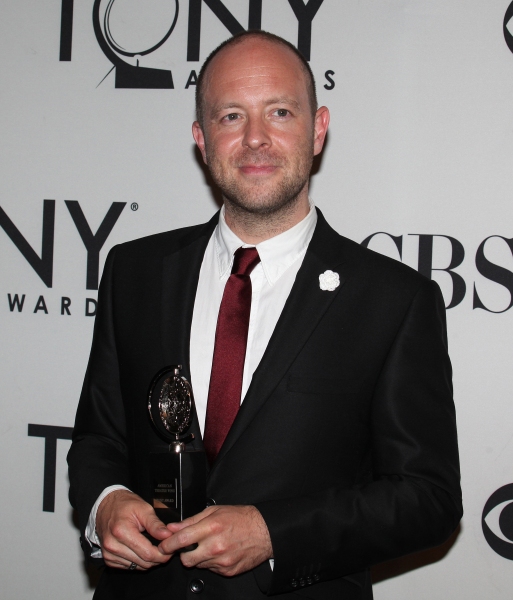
158,505,273,577
96,489,173,570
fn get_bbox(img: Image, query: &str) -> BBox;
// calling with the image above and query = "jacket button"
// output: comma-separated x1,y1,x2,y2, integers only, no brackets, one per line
290,579,298,588
189,579,204,594
205,498,216,507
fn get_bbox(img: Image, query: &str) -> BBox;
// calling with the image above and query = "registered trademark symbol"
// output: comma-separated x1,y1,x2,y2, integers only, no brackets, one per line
131,203,139,211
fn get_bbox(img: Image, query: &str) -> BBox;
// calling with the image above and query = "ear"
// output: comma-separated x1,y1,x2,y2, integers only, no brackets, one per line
192,121,208,164
313,106,330,156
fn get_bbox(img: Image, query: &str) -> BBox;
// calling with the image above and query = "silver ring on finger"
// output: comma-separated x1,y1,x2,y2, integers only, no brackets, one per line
128,562,137,571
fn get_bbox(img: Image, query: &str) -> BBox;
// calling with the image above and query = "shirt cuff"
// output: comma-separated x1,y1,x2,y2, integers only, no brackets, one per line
85,485,131,558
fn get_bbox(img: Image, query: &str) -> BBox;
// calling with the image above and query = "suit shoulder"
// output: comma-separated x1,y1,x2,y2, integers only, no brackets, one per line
109,218,216,263
343,234,426,286
313,213,432,296
329,232,444,313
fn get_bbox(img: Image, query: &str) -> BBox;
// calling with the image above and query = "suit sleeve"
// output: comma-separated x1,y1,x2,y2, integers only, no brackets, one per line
67,246,132,560
254,279,462,595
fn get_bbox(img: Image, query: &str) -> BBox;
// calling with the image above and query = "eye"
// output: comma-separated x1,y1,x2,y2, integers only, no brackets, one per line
222,113,239,122
273,108,290,118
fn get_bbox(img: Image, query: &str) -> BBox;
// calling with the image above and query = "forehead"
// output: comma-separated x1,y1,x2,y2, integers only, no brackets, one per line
203,38,309,108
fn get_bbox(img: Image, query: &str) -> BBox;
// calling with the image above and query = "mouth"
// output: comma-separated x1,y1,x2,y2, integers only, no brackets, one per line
239,165,278,176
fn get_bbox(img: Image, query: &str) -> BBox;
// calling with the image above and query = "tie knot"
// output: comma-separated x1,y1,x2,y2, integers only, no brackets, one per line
231,247,260,277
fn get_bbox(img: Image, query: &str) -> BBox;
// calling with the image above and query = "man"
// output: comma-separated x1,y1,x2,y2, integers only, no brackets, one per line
68,31,462,599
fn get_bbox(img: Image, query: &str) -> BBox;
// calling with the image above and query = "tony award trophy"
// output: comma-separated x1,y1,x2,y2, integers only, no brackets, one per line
148,366,206,528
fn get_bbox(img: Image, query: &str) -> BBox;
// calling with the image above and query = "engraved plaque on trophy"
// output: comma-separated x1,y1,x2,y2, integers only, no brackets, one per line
148,366,206,527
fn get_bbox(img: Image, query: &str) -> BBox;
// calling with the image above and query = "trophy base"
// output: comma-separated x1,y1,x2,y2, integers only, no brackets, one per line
149,449,206,521
145,449,206,550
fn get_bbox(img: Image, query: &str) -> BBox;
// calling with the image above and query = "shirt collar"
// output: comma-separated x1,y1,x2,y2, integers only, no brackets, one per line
214,203,317,286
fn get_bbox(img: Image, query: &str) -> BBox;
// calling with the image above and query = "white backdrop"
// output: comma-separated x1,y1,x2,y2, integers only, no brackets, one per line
1,1,513,598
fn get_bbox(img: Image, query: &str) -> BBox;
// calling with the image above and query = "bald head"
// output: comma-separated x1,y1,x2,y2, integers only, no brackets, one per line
195,31,317,129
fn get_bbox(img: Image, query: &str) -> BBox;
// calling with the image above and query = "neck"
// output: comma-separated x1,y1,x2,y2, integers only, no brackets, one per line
223,192,310,245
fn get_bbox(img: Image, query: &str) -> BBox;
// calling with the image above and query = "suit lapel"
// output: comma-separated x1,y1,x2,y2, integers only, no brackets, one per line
160,214,218,370
213,210,350,467
160,214,218,451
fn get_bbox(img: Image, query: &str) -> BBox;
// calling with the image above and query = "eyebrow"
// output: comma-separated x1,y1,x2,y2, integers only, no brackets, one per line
264,97,302,110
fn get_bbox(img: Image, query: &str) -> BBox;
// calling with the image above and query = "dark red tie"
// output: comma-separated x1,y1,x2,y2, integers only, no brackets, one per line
203,247,261,464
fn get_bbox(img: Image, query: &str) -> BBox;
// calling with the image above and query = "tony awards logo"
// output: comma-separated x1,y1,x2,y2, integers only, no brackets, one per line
93,0,179,88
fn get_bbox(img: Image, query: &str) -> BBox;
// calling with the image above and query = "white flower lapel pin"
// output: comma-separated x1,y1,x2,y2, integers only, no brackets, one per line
319,270,340,292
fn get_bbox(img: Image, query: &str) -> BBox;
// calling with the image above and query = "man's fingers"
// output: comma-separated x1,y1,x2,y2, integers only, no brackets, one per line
103,523,174,569
161,505,273,576
159,506,224,557
166,506,218,532
114,525,170,564
178,543,218,570
140,512,173,541
104,553,149,571
96,490,173,569
101,538,162,570
159,522,203,555
103,524,167,559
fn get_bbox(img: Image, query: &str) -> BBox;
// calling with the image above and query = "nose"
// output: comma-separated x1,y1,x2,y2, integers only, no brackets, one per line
242,116,271,150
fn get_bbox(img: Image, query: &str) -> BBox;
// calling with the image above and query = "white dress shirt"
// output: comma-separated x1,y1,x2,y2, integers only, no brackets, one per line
86,203,317,554
190,203,317,434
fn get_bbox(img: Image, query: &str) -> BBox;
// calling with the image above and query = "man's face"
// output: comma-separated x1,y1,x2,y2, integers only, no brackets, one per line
193,38,329,216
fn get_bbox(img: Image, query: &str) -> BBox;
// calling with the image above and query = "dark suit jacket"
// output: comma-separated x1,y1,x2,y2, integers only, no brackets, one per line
68,209,462,600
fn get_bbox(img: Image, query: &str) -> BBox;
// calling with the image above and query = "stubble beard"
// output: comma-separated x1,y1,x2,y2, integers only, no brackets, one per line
206,141,314,234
